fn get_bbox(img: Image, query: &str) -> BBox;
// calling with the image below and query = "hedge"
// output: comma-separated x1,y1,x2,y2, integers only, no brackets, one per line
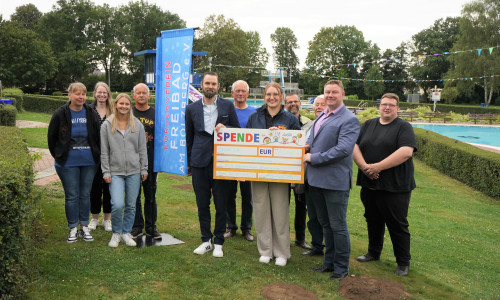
0,126,40,298
22,94,93,114
1,93,23,112
413,128,500,199
0,105,17,126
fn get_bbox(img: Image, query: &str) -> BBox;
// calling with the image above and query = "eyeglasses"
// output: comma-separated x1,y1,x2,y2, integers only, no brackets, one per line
234,89,248,93
380,103,397,108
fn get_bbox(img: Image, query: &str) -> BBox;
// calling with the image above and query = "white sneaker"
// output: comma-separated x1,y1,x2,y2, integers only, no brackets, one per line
108,233,121,248
193,241,212,255
67,227,78,243
79,226,94,242
275,257,287,266
121,233,137,247
88,219,99,230
213,244,223,257
103,220,112,232
259,256,272,263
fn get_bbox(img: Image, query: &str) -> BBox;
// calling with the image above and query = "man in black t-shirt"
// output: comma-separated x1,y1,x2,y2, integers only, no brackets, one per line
130,83,161,240
353,93,417,277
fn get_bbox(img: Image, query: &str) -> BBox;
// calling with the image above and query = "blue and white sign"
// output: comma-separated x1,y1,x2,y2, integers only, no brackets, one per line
154,28,194,175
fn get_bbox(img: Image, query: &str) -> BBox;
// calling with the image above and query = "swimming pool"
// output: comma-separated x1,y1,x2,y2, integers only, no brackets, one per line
412,124,500,147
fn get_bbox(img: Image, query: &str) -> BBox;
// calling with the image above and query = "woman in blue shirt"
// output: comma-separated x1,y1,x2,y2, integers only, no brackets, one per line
48,82,101,243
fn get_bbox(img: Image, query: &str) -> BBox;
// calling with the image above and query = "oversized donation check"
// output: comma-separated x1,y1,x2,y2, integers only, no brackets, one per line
213,128,306,184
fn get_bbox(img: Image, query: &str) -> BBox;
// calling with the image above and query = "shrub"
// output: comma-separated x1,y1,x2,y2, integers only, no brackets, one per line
0,126,40,297
22,94,92,114
0,105,17,126
413,128,500,199
356,107,379,123
2,93,23,112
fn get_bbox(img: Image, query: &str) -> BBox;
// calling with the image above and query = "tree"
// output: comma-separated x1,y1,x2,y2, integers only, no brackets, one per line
87,4,122,89
380,42,410,99
0,21,56,87
447,0,500,106
10,4,42,30
116,0,186,81
409,17,461,102
195,15,249,90
37,0,97,89
245,31,268,88
306,25,371,96
271,27,299,73
364,65,385,100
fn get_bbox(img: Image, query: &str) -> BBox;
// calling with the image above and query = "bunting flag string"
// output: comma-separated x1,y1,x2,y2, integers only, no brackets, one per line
194,64,499,84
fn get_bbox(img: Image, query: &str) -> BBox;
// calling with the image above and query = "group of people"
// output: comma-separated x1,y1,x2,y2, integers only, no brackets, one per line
48,72,417,279
48,82,160,248
186,72,417,279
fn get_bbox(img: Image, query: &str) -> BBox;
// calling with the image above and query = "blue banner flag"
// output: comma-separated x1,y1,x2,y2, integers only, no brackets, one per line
154,28,194,175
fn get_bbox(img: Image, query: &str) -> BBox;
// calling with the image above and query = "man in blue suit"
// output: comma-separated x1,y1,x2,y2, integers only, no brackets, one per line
303,80,360,280
185,72,240,258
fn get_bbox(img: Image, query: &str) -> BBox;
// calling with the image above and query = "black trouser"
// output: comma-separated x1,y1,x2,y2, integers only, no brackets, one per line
289,186,307,242
133,172,158,233
360,188,411,266
191,163,227,245
226,180,253,231
90,165,111,214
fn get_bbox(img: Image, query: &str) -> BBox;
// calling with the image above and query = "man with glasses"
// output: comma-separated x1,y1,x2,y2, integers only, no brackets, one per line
353,93,417,276
284,93,312,251
224,80,256,241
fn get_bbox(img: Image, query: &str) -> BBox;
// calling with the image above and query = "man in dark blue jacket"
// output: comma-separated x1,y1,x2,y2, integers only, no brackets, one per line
185,72,240,258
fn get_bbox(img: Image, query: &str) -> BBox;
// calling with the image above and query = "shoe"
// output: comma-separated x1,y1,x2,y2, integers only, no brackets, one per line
395,265,409,276
146,230,162,240
88,219,99,230
295,240,312,250
275,257,287,267
223,228,236,238
259,256,272,263
356,253,379,262
130,228,143,238
103,220,112,232
213,244,223,257
79,226,94,242
242,230,254,241
108,233,121,248
302,249,324,256
330,272,348,280
193,241,212,255
121,233,137,247
67,227,78,243
312,265,334,273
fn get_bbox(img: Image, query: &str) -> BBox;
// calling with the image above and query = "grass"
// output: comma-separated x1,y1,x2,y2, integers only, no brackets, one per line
17,111,53,123
17,111,499,299
25,160,500,299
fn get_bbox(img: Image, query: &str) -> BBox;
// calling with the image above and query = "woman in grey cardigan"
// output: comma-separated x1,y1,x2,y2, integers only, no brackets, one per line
101,93,148,248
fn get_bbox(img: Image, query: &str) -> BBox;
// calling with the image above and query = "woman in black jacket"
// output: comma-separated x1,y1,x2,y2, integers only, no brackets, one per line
48,82,101,243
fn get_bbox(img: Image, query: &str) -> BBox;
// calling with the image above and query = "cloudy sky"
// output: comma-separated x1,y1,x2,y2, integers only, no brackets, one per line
3,0,471,68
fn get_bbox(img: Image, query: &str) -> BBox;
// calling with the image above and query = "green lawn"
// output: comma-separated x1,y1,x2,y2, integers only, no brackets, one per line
26,160,499,299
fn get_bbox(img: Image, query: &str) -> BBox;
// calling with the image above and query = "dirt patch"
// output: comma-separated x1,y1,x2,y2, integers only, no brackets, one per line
339,276,410,300
165,174,186,181
172,184,193,190
262,282,318,300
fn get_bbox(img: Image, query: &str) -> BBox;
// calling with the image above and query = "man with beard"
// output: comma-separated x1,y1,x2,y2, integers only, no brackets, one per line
284,93,312,251
223,80,256,241
185,72,240,258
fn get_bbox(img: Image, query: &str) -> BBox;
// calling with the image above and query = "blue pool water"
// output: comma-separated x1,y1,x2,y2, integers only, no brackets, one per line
412,124,500,147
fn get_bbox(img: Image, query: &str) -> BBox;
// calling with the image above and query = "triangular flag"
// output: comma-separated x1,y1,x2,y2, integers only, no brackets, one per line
477,49,482,56
489,47,494,54
353,63,357,68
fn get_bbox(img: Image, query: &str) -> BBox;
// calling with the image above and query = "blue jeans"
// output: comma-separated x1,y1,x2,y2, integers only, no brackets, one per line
56,165,97,228
309,186,351,274
109,174,141,234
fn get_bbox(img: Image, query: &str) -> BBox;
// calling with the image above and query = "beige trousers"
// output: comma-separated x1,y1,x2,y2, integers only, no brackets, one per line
251,181,291,259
